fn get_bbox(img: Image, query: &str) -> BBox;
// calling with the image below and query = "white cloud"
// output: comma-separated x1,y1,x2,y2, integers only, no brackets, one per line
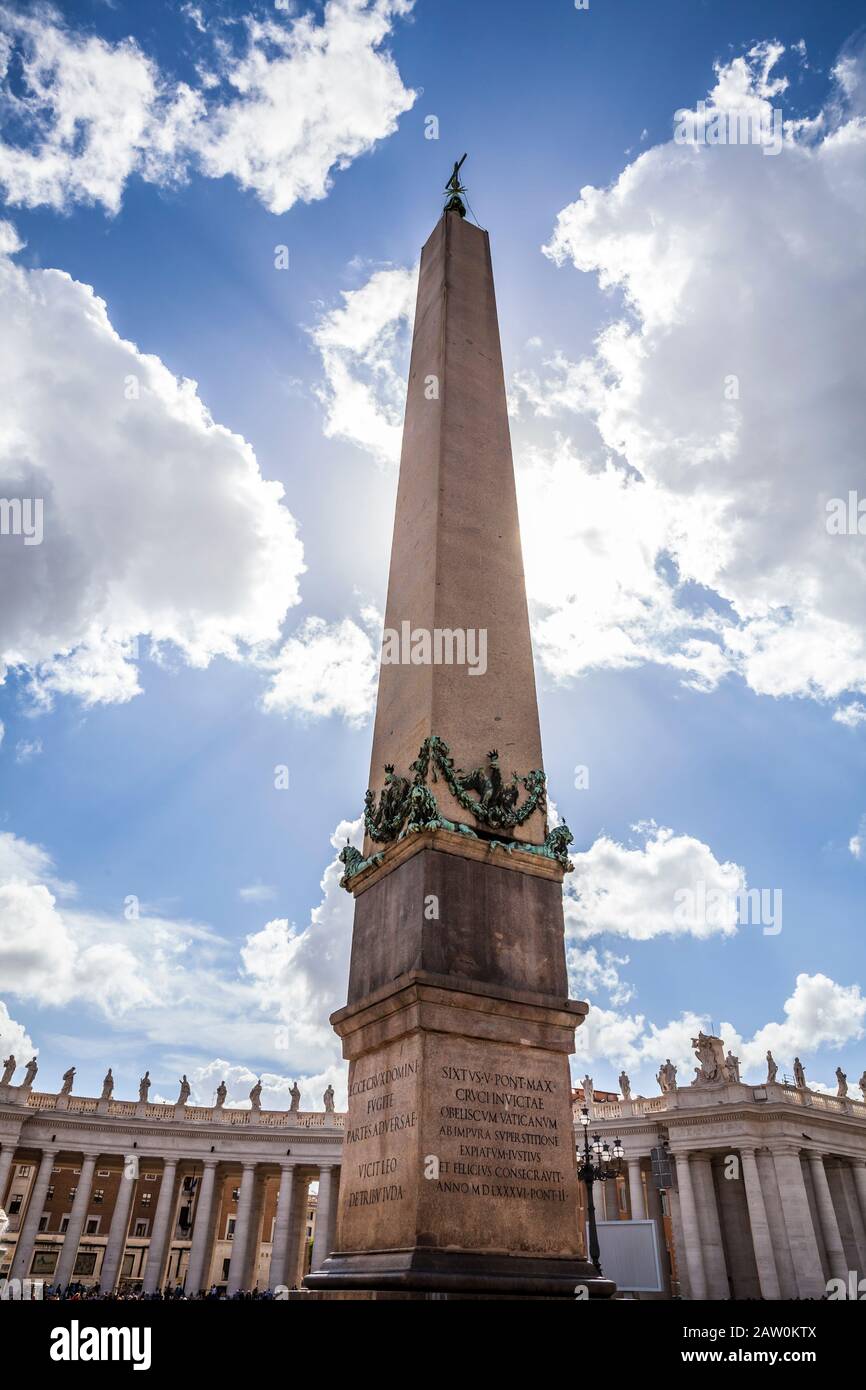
189,1057,346,1111
261,615,378,725
573,973,866,1094
240,816,360,1065
834,702,866,728
194,2,417,216
849,815,866,860
14,736,42,763
0,999,36,1066
0,2,416,216
238,883,278,903
567,945,634,1006
0,5,198,213
525,43,866,708
0,223,305,708
310,264,417,466
564,821,745,940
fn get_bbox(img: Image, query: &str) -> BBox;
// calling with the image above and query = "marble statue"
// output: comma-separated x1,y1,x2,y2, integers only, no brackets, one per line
581,1075,594,1107
618,1071,631,1101
249,1079,262,1111
793,1056,806,1089
138,1071,150,1103
1,1055,15,1086
725,1051,741,1083
657,1059,677,1094
290,1080,301,1112
215,1080,227,1108
691,1032,726,1085
836,1066,848,1098
766,1050,777,1084
23,1057,38,1087
859,1071,866,1102
60,1066,76,1095
101,1068,114,1100
324,1084,335,1113
177,1075,191,1106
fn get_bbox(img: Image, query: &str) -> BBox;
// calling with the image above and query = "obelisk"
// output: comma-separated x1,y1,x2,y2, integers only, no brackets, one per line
306,167,612,1298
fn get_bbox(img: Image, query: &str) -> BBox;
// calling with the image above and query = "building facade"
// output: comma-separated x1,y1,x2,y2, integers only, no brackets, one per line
582,1067,866,1299
0,1074,342,1294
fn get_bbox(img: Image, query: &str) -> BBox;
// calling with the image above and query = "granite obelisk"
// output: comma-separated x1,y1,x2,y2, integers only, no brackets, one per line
307,172,612,1298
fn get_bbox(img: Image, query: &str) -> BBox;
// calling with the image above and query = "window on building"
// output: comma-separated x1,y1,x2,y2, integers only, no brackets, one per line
45,1185,54,1200
221,1258,230,1281
85,1218,100,1236
121,1254,135,1279
140,1193,152,1207
93,1190,105,1204
231,1188,240,1202
73,1251,97,1276
182,1176,198,1192
68,1188,77,1200
97,1169,111,1178
60,1217,69,1234
133,1219,149,1238
8,1195,22,1215
17,1165,32,1178
38,1215,49,1232
226,1217,236,1239
144,1173,158,1182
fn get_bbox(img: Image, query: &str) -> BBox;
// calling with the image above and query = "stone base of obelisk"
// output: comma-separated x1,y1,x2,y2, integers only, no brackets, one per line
304,969,615,1300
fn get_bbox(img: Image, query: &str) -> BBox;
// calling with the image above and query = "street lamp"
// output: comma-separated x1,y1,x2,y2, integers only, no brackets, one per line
577,1105,624,1274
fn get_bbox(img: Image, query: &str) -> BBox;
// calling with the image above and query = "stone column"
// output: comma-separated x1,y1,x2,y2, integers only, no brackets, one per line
325,1167,340,1255
310,1165,335,1272
673,1153,707,1299
827,1160,863,1271
740,1147,781,1300
851,1162,866,1236
185,1159,219,1294
0,1145,16,1208
772,1147,825,1299
142,1159,179,1294
286,1171,310,1287
99,1161,137,1293
756,1148,797,1299
225,1162,256,1295
9,1145,57,1280
268,1162,297,1291
54,1151,99,1288
242,1170,267,1289
691,1154,729,1299
627,1158,645,1220
807,1151,848,1282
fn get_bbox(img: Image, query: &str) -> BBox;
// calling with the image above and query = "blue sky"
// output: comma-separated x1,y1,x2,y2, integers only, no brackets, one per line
1,0,865,1109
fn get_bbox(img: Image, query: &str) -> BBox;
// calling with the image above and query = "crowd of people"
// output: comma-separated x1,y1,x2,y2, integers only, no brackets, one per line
30,1282,302,1300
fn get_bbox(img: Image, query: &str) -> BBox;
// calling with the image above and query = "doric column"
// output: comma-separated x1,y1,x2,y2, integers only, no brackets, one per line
54,1151,99,1288
225,1162,256,1295
142,1159,179,1294
311,1162,335,1273
627,1158,645,1220
9,1145,57,1280
673,1153,707,1300
242,1170,267,1289
311,1165,335,1272
851,1162,866,1238
268,1162,297,1291
771,1147,825,1299
185,1159,219,1294
287,1171,310,1287
0,1145,16,1207
807,1151,848,1282
326,1167,340,1255
99,1160,137,1293
740,1147,780,1300
691,1154,729,1299
756,1148,797,1299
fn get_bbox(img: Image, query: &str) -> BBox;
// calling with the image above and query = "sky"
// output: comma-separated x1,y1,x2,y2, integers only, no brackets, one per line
1,0,865,1111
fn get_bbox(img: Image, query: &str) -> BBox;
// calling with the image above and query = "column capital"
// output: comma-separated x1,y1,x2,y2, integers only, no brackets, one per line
318,1163,335,1174
241,1160,257,1172
201,1156,220,1169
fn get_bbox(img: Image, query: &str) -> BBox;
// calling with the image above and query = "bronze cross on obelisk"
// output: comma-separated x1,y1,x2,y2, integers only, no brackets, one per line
444,153,467,217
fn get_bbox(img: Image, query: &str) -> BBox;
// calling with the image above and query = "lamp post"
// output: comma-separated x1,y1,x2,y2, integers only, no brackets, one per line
577,1105,623,1274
